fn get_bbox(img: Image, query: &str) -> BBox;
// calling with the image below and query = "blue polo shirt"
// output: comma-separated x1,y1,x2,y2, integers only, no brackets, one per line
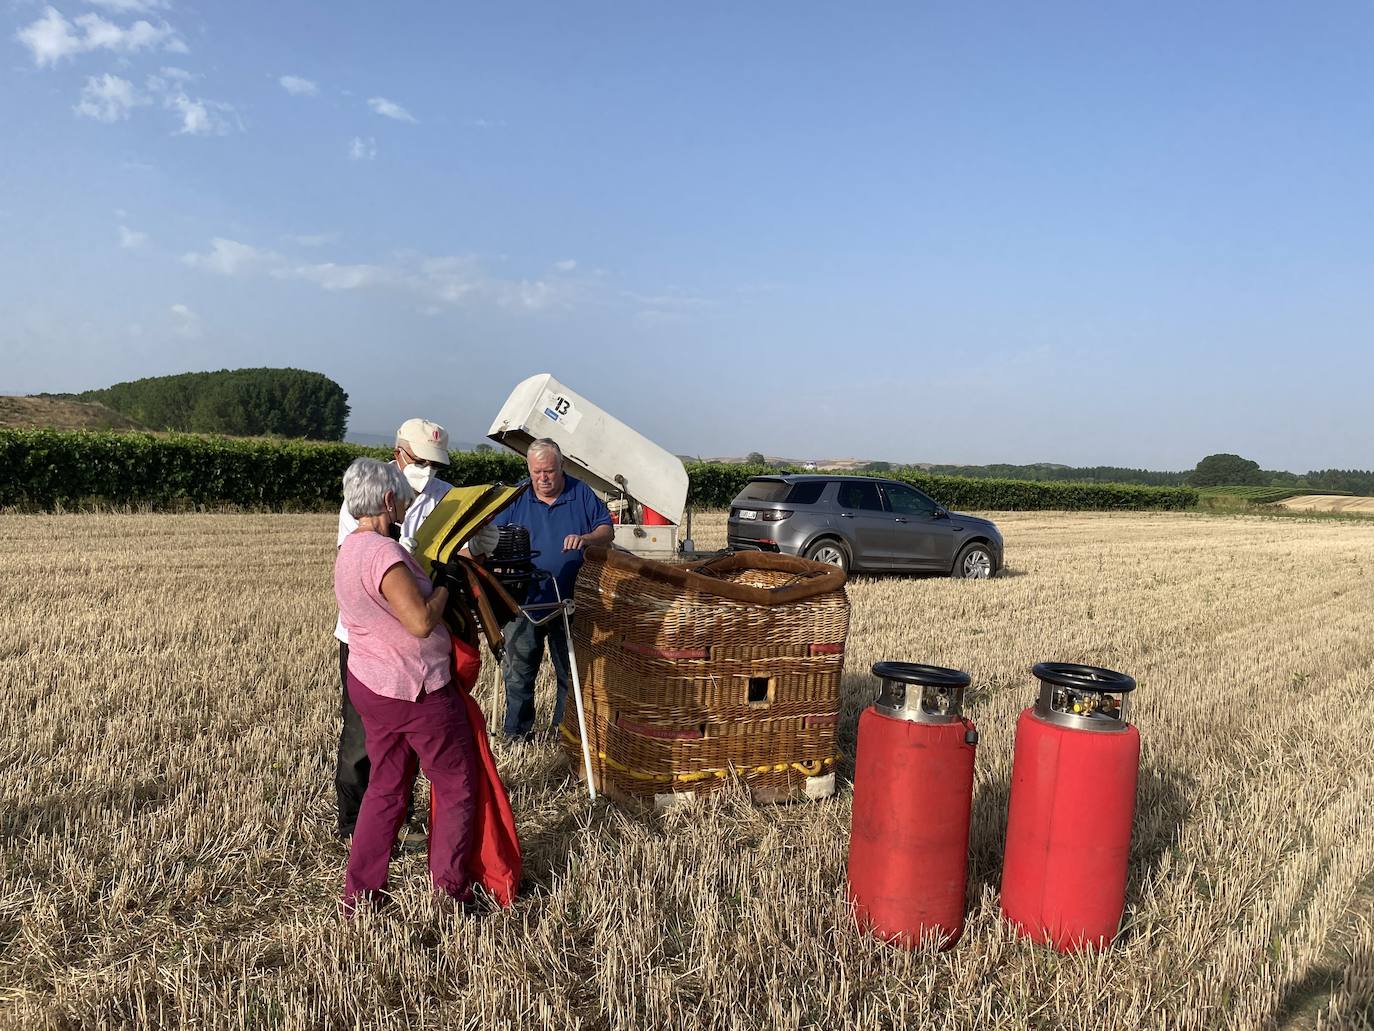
495,475,612,607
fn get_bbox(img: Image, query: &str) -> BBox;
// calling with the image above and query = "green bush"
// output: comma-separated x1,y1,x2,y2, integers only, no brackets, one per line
0,429,526,511
684,463,1198,511
0,430,1198,512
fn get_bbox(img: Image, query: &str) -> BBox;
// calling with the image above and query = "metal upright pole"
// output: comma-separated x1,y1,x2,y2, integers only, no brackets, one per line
554,581,598,802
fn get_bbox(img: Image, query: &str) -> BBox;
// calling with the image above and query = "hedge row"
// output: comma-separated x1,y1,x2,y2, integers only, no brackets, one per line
0,429,524,511
0,430,1198,512
684,463,1198,511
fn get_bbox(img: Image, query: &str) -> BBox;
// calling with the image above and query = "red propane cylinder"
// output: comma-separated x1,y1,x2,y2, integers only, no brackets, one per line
848,662,978,949
1000,662,1140,952
640,505,671,526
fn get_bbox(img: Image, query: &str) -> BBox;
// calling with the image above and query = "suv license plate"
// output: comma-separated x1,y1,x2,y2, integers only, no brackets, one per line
738,510,758,520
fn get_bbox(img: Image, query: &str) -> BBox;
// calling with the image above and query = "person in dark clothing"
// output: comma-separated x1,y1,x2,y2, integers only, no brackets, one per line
494,438,613,741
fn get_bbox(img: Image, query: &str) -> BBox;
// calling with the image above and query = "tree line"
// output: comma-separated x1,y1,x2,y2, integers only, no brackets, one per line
52,368,350,442
742,453,1373,495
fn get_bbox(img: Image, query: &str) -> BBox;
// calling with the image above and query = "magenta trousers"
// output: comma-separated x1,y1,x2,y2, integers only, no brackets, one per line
343,670,478,906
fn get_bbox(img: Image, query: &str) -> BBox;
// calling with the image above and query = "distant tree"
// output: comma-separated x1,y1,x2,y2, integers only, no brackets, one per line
78,368,350,440
745,451,767,465
1189,453,1264,487
865,460,892,472
474,443,495,453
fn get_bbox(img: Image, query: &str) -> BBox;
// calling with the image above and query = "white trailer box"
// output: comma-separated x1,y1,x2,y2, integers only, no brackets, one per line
487,374,689,558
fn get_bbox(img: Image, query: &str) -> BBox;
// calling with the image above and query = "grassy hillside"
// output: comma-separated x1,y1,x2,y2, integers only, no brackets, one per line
0,395,145,431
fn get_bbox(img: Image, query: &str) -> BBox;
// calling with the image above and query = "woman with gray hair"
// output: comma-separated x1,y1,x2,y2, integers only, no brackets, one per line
334,457,478,912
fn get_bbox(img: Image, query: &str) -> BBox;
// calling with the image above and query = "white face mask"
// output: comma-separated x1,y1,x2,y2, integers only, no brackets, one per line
403,462,435,493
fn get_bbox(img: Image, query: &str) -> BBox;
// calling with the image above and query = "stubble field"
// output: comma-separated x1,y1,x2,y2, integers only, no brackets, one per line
2,510,1373,1030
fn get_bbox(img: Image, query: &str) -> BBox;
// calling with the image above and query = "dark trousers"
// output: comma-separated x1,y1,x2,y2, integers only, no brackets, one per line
500,615,571,740
335,642,414,836
343,673,478,905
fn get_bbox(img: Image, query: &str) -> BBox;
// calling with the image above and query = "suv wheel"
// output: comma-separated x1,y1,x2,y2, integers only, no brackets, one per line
804,538,850,574
953,542,995,579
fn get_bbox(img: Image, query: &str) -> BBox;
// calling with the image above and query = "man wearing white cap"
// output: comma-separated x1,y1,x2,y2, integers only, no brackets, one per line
333,418,454,842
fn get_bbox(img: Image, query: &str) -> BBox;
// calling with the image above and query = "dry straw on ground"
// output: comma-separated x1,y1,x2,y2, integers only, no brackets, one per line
2,510,1372,1030
1278,496,1374,515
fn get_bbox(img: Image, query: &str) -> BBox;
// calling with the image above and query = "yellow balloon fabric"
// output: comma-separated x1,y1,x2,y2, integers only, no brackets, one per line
412,483,526,572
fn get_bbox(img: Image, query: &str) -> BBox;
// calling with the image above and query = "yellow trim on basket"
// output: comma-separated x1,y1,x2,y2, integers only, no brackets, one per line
559,726,835,783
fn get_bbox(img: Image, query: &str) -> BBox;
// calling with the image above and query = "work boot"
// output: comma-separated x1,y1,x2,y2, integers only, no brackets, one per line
396,819,428,851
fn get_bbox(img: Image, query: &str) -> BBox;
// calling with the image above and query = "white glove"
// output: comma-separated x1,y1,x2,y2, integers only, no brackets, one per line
466,523,501,559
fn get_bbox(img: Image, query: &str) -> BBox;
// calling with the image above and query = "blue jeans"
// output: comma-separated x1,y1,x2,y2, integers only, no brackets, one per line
500,615,571,740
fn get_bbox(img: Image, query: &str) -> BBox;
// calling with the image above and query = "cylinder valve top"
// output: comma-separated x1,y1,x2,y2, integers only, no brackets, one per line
1031,662,1136,732
872,662,971,724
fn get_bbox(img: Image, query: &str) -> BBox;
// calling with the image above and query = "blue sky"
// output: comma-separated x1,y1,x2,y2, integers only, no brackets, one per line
2,2,1371,470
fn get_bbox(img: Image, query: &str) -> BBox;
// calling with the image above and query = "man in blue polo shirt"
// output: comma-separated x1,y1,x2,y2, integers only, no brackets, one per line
496,437,613,742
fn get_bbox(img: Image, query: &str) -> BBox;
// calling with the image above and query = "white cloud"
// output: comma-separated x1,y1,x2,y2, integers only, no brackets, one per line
348,136,376,160
15,7,185,67
623,288,713,325
279,75,318,97
278,261,390,292
184,234,575,312
274,253,568,311
367,96,417,123
622,289,712,309
74,73,146,122
118,225,147,248
554,259,577,272
169,303,201,339
88,0,171,12
16,8,80,65
133,72,238,136
164,91,238,136
181,238,278,276
285,232,339,247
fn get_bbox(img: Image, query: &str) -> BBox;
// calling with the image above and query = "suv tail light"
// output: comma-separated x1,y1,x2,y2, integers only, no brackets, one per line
760,509,793,522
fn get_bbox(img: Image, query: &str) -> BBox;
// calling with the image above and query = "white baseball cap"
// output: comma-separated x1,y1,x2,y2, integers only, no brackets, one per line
395,418,450,464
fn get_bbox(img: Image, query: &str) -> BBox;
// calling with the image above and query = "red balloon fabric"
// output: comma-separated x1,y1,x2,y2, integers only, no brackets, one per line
434,637,521,907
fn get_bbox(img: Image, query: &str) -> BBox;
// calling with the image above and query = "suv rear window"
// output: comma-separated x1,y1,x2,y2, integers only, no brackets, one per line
836,481,883,511
738,479,790,502
785,481,826,505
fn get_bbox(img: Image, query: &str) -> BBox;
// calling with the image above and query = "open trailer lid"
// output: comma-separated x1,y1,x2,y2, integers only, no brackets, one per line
486,373,688,525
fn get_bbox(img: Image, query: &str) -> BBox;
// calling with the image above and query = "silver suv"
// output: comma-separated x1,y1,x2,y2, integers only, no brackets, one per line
726,475,1003,578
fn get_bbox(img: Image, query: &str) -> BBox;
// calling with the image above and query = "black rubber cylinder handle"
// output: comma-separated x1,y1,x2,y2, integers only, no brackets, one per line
871,662,971,690
1031,662,1136,694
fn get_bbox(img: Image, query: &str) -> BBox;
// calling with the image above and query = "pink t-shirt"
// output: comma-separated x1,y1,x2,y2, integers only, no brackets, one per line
334,532,452,701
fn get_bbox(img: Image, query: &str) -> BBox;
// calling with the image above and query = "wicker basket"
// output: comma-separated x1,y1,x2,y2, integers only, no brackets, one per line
560,548,850,804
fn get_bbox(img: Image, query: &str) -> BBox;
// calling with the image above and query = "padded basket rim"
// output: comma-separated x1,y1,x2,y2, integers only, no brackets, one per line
584,547,846,605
